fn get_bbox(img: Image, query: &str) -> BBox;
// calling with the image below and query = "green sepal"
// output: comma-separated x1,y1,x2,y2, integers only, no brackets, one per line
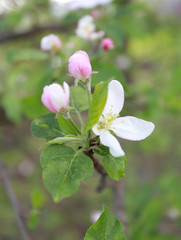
58,114,80,135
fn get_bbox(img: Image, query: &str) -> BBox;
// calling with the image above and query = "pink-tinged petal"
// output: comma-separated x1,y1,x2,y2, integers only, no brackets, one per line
73,50,90,61
41,83,70,113
92,124,101,136
110,116,155,141
63,81,70,106
49,84,66,111
41,86,59,113
101,38,114,51
100,130,125,157
103,80,124,116
68,53,92,80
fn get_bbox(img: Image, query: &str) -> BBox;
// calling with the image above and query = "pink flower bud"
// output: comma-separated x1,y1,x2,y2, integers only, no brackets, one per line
68,50,92,80
40,34,62,52
41,82,69,113
101,38,114,51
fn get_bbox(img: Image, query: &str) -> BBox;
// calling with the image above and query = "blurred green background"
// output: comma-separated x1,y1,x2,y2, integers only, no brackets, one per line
0,0,181,239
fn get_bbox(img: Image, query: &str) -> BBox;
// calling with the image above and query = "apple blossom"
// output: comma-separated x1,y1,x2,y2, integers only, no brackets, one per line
76,15,95,40
101,38,114,51
76,15,105,41
40,34,62,52
92,80,155,157
41,82,69,113
68,50,92,81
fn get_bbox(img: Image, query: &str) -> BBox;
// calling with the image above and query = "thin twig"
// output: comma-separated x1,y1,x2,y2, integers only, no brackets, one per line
84,149,107,176
0,23,75,43
96,174,107,192
0,159,31,240
84,149,107,192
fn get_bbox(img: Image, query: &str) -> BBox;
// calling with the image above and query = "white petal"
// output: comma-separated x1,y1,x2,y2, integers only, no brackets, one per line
100,130,125,157
103,80,124,116
50,83,66,111
92,124,101,136
78,15,94,25
110,116,155,141
63,82,70,105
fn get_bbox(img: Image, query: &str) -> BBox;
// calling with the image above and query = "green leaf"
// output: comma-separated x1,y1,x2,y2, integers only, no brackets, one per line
40,145,94,202
41,136,82,148
103,155,127,181
84,81,109,133
31,114,63,140
70,86,89,112
58,114,80,135
84,205,127,240
7,48,48,64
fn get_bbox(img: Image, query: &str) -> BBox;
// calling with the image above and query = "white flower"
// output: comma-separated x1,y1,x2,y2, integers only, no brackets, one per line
76,15,95,40
76,15,105,41
92,80,155,157
40,34,62,52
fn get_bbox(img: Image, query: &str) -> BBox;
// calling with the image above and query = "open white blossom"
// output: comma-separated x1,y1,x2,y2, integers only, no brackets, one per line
76,15,104,40
76,15,95,39
92,80,155,157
